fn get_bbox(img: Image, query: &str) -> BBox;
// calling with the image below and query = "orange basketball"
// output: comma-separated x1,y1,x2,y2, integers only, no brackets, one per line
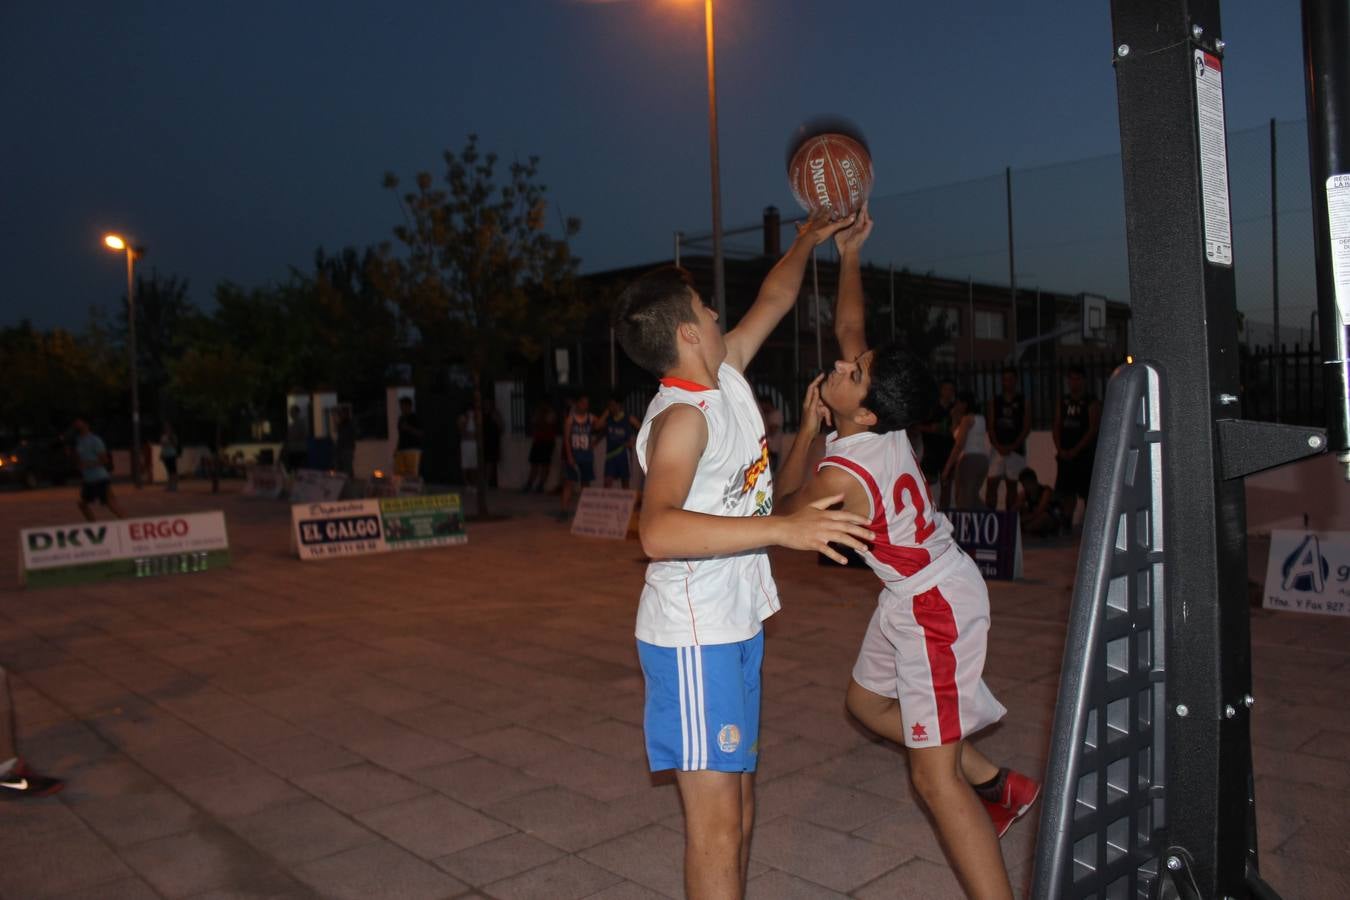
788,133,874,220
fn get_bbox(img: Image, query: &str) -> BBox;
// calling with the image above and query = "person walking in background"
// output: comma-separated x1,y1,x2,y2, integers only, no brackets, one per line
1053,366,1101,531
159,423,180,492
284,405,309,472
458,404,479,487
0,665,63,800
140,438,154,486
943,391,990,509
394,396,423,478
602,392,641,489
985,367,1031,511
334,406,356,478
523,397,558,493
73,418,125,521
482,400,502,489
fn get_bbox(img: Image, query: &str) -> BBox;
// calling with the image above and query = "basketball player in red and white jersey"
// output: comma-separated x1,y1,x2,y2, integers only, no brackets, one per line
778,207,1038,900
614,210,874,900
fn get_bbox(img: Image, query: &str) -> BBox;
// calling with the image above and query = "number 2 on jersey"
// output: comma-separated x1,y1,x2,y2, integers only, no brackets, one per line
893,473,935,544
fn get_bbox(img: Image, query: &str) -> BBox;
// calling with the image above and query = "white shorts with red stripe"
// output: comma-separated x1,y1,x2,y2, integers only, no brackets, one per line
851,551,1006,748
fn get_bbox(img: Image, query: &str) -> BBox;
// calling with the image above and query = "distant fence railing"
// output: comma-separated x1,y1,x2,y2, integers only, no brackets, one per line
583,345,1326,438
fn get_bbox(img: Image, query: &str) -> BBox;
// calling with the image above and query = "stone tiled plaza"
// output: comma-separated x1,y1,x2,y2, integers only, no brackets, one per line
0,484,1347,899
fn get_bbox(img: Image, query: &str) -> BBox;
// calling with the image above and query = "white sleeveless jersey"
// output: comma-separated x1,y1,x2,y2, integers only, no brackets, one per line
634,364,779,647
961,414,991,456
818,429,961,592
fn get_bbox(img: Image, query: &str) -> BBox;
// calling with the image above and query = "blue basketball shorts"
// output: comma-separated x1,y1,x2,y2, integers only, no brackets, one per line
604,451,630,481
565,453,594,486
636,631,763,773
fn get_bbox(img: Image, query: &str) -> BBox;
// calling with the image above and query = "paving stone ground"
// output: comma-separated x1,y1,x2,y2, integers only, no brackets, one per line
0,482,1346,899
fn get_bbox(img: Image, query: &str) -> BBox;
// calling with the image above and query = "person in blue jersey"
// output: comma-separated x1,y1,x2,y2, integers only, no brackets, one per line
560,393,602,520
601,392,642,489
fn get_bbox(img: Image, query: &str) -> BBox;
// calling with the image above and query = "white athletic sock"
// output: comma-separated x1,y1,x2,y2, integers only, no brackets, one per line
0,757,17,777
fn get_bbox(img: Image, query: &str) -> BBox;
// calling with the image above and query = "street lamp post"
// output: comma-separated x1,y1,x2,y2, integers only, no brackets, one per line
703,0,725,321
103,234,142,488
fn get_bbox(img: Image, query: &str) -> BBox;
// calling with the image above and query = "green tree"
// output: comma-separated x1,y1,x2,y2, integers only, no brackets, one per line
169,346,261,493
0,321,123,438
112,271,206,428
376,135,586,516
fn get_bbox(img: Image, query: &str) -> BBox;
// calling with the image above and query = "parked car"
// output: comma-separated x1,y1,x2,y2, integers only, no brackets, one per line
0,437,75,489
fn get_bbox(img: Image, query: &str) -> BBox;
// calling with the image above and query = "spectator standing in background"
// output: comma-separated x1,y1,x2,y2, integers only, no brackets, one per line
523,397,558,493
394,396,423,478
160,423,181,492
985,367,1031,512
1053,367,1101,531
943,391,990,509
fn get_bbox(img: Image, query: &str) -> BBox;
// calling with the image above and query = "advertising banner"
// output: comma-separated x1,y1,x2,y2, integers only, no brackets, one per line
19,512,230,588
570,488,638,540
290,469,348,503
1263,530,1350,617
292,494,465,562
944,509,1023,580
243,465,285,499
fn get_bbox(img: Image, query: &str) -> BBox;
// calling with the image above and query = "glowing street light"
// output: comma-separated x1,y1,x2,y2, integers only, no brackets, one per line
103,232,143,487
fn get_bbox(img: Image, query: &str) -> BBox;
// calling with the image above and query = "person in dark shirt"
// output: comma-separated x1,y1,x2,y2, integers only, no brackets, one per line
394,396,423,478
985,367,1032,511
1016,468,1063,537
919,379,957,504
1053,367,1102,530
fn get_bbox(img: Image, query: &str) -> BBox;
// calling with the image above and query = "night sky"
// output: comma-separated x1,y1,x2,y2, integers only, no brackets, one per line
2,1,1309,329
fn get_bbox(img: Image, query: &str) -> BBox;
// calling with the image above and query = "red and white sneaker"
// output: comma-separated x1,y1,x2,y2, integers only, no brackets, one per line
0,761,64,800
981,769,1040,838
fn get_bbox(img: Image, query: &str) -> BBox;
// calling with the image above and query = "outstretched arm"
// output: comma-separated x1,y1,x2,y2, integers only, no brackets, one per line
774,373,831,500
833,204,873,362
640,404,872,564
724,211,855,372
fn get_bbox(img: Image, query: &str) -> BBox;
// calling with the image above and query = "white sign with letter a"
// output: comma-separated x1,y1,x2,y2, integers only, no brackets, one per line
570,488,638,540
1263,529,1350,617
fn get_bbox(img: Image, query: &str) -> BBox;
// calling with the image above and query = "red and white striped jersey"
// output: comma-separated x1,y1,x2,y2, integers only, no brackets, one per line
817,429,958,589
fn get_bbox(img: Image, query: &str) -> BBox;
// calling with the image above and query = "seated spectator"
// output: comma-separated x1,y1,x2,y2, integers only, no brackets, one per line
1017,468,1063,537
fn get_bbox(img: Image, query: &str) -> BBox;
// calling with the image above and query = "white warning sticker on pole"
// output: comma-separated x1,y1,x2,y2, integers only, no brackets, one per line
1327,174,1350,325
1193,50,1233,267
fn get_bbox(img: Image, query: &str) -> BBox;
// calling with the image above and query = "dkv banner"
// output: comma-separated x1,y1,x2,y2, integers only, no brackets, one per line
19,512,230,588
1263,530,1350,617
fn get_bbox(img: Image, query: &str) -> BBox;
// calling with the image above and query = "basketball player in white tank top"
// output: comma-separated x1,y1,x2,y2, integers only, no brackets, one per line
777,207,1038,900
613,211,872,900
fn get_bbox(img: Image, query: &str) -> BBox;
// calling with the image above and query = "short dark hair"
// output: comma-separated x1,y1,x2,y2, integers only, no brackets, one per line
1066,365,1087,378
613,266,699,376
862,343,938,434
1018,468,1039,484
609,390,624,404
1002,366,1018,378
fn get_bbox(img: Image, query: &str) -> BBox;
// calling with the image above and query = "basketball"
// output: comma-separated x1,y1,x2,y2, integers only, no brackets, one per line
787,132,874,220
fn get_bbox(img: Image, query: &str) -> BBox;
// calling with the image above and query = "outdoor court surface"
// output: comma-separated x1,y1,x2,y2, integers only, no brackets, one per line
0,483,1346,899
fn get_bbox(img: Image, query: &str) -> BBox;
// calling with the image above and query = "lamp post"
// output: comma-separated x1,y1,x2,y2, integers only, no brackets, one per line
103,234,142,488
703,0,725,320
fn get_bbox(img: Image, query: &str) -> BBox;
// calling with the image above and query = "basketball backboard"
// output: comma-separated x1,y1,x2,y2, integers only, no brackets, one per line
1081,293,1108,343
